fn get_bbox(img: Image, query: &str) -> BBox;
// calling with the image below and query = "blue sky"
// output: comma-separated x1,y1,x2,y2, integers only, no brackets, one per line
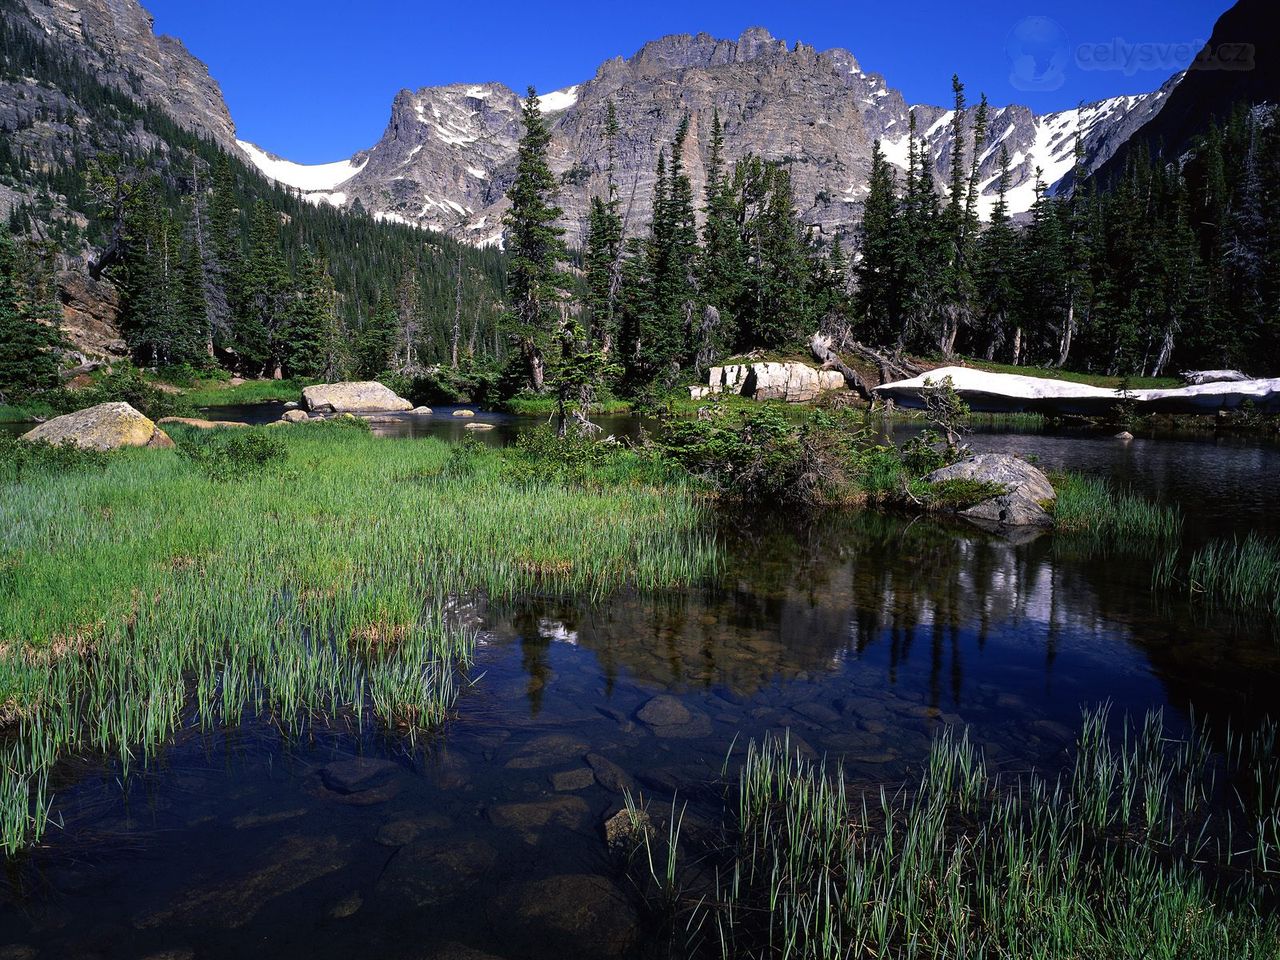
144,0,1232,164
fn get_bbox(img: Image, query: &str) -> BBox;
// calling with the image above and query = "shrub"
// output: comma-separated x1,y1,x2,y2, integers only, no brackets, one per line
0,435,109,481
178,429,288,480
53,364,195,421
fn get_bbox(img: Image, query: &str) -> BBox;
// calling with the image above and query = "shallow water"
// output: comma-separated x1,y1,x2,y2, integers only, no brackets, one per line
2,411,1279,959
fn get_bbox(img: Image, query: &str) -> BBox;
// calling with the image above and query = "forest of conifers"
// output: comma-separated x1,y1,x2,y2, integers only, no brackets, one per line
1,0,1278,405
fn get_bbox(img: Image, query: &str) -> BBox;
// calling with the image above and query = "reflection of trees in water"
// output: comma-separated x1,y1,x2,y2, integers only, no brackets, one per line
493,511,1280,728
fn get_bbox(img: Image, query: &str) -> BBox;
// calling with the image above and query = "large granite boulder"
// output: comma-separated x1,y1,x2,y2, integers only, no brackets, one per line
924,453,1055,527
301,382,412,413
22,402,173,451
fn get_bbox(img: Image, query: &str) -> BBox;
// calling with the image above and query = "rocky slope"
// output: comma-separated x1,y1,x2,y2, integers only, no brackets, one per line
14,0,238,151
243,27,1173,245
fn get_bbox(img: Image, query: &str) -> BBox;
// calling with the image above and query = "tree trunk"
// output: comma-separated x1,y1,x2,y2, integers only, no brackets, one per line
809,332,873,401
1011,327,1023,366
1056,300,1075,368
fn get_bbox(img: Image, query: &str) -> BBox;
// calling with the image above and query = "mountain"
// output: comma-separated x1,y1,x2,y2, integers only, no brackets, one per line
240,27,1173,245
14,0,237,151
1093,0,1277,184
0,0,508,362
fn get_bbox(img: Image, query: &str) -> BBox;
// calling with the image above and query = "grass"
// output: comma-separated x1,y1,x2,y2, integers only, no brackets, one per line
503,391,633,416
1154,533,1280,619
182,377,312,407
0,423,717,852
0,402,55,424
633,707,1280,958
1051,472,1184,541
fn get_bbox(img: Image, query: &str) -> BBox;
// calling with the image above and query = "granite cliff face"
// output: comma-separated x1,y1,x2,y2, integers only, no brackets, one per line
245,27,1172,245
0,0,1180,250
14,0,238,151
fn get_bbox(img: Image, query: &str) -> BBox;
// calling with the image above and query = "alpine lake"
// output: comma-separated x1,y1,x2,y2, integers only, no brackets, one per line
1,405,1279,959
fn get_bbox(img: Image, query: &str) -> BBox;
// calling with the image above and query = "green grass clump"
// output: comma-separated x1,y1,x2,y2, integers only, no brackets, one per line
504,391,632,416
639,707,1280,958
0,425,716,852
1051,473,1183,540
183,377,312,408
0,401,55,423
1154,533,1280,619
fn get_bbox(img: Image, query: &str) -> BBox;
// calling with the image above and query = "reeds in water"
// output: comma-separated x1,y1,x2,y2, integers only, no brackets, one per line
643,707,1280,958
1153,532,1280,619
0,426,719,851
1052,472,1184,542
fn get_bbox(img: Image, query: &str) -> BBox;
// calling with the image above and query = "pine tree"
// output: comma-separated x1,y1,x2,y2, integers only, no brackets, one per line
502,86,568,392
582,101,623,358
698,109,746,362
284,247,340,378
238,200,292,377
855,139,902,345
0,224,63,401
975,146,1018,360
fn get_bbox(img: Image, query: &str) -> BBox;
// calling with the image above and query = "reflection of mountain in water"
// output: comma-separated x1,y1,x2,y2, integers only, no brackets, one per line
492,510,1279,729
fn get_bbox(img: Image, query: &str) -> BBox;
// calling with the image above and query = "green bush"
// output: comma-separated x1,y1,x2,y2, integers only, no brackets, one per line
178,429,288,480
52,364,195,421
0,435,109,481
660,406,864,506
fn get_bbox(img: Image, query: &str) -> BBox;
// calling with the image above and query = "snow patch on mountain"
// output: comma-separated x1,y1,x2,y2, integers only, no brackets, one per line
538,85,580,113
237,140,365,193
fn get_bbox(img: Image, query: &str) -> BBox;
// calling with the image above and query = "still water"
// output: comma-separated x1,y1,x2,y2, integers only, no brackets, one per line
1,409,1278,959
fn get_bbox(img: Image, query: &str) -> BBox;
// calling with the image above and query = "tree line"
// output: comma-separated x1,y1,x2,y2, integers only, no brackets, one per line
0,2,508,396
504,78,1280,418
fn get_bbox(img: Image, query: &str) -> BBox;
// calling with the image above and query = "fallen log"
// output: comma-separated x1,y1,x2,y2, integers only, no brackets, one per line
809,333,872,402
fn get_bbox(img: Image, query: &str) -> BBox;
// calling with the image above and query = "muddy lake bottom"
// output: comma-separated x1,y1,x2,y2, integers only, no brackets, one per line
2,414,1280,958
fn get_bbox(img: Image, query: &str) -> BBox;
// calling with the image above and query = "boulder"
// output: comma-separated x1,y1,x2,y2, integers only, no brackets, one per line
1114,431,1134,441
412,406,434,415
464,422,495,431
923,453,1056,527
744,361,845,402
280,409,310,423
22,402,173,451
158,417,249,430
452,409,476,418
301,382,412,413
282,401,299,411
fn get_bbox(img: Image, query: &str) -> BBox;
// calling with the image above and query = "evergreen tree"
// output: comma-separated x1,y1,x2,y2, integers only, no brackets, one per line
502,86,568,392
699,109,746,363
0,223,63,400
238,200,292,377
284,247,340,378
582,101,623,357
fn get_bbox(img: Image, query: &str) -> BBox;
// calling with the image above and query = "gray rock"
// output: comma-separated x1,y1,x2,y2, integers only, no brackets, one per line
452,409,477,418
923,453,1056,527
1181,369,1251,385
636,695,692,727
1114,430,1134,441
549,767,596,792
282,400,299,410
585,752,635,793
280,409,310,423
320,757,398,794
301,382,412,413
412,405,434,414
464,422,496,431
22,402,173,451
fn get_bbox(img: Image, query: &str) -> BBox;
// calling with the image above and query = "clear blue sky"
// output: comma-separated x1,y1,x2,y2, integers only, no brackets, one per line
143,0,1233,163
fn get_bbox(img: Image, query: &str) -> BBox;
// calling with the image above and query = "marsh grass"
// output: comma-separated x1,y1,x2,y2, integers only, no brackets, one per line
1153,533,1280,619
1051,472,1183,542
182,377,312,408
643,708,1280,959
0,424,717,851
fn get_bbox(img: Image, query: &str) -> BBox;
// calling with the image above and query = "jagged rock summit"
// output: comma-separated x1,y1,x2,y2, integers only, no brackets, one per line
238,25,1172,245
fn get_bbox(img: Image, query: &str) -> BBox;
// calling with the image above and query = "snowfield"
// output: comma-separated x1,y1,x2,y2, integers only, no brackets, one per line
875,366,1280,415
237,140,365,193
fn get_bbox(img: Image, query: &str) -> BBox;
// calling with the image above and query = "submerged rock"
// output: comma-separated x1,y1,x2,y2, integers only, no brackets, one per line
488,795,590,841
301,381,412,413
550,767,596,792
320,756,398,794
924,453,1056,528
22,401,173,451
494,874,638,955
585,752,635,794
636,695,691,726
